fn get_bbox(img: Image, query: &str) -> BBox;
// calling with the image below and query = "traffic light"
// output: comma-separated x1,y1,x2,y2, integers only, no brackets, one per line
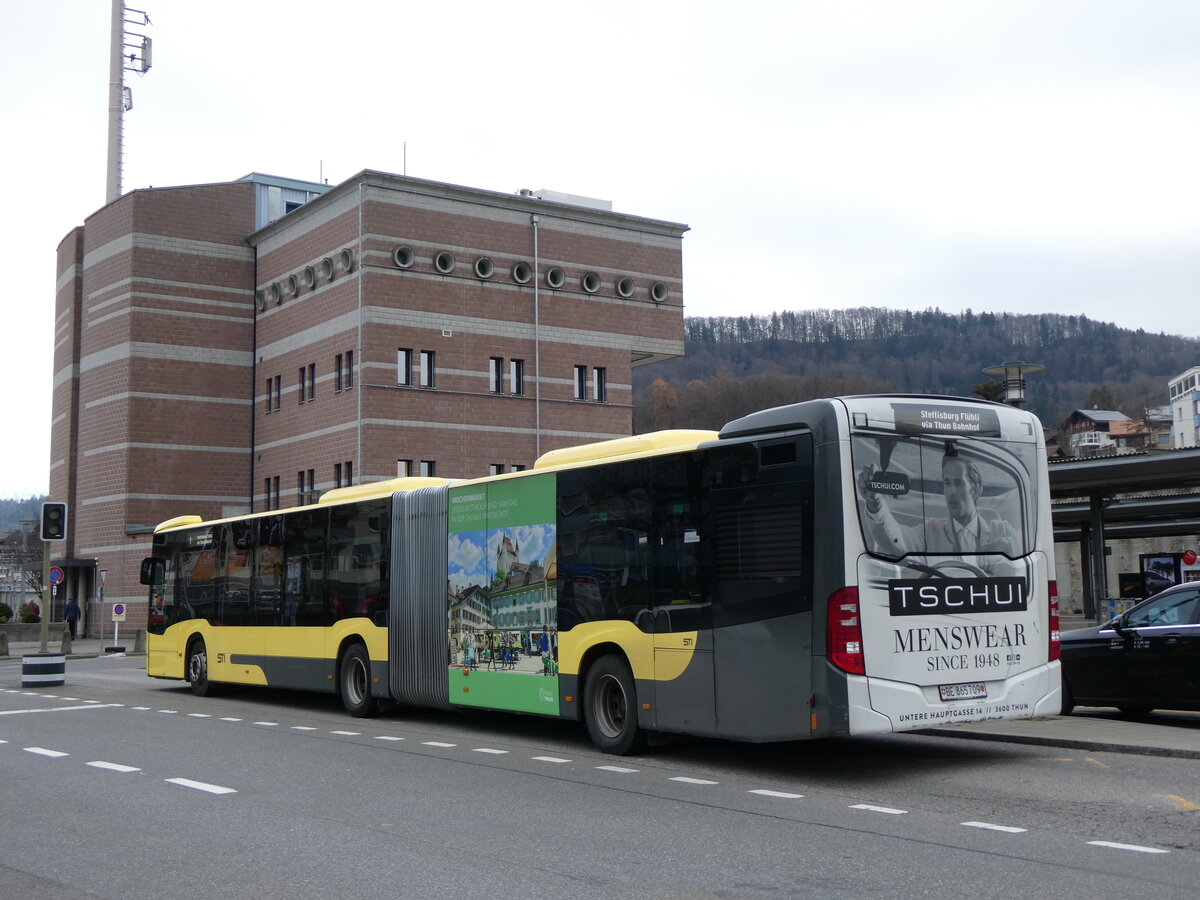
40,502,67,542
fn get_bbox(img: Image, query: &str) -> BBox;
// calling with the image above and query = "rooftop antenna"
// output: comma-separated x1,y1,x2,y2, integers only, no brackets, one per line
106,1,153,204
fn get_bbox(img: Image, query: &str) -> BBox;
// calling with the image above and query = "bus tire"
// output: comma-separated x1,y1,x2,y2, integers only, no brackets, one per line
1060,675,1074,715
339,643,375,717
584,655,647,755
186,637,216,697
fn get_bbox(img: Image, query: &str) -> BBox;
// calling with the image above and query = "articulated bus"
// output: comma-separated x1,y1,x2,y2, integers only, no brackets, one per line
141,394,1061,754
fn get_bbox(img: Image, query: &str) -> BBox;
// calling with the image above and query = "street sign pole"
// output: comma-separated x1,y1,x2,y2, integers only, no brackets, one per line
39,543,50,653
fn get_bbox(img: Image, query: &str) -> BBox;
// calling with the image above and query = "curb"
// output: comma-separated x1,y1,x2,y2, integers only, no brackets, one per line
922,727,1200,760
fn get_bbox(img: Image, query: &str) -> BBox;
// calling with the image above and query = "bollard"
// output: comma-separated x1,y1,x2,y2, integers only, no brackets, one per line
22,652,66,687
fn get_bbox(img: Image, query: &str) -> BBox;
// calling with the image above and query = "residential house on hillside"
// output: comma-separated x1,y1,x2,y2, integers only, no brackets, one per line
1062,409,1131,457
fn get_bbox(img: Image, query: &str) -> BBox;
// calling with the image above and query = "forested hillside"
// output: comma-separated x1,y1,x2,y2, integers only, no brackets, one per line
633,308,1200,433
0,496,44,535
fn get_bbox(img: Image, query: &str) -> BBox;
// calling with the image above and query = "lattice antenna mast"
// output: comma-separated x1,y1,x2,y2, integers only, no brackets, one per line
105,2,153,204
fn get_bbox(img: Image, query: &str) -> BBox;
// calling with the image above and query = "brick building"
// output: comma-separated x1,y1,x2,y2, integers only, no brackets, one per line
51,171,687,637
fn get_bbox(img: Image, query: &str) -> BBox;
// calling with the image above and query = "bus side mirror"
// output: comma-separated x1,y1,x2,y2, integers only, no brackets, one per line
140,558,164,586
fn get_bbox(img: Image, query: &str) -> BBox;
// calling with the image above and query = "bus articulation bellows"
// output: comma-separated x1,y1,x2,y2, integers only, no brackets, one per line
141,394,1061,753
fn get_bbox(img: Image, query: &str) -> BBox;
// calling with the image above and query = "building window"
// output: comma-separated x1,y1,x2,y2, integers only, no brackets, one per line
345,350,354,389
397,459,411,478
267,475,280,510
398,348,412,386
296,469,315,504
489,464,504,476
489,357,504,393
264,378,272,413
264,477,272,510
335,354,344,391
573,365,587,400
420,460,436,477
344,460,353,486
334,463,342,488
511,464,526,472
592,366,607,402
273,375,282,410
307,363,316,400
510,358,525,396
419,350,436,388
298,367,306,403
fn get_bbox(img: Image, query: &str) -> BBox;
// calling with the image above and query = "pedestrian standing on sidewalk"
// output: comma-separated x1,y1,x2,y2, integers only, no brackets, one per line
64,597,81,640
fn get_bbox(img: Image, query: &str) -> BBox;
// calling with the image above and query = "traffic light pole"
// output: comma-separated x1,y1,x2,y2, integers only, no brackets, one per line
39,541,50,653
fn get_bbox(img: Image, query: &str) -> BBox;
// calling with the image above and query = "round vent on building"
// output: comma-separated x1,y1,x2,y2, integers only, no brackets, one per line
650,281,668,303
434,251,456,275
321,257,335,280
270,283,283,305
474,257,495,279
287,274,299,296
255,291,266,311
581,272,601,294
393,246,416,269
303,266,317,289
339,248,354,272
512,261,533,284
546,266,566,289
616,277,635,298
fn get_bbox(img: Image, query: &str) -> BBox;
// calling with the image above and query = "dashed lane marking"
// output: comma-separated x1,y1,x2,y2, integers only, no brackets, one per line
749,789,803,799
290,726,317,731
851,804,908,815
24,747,69,758
473,748,508,755
330,731,361,736
596,765,638,773
374,736,405,742
166,777,237,795
422,741,457,748
533,756,571,764
962,821,1027,834
219,717,242,722
1087,841,1169,854
671,776,718,785
253,722,278,726
88,761,140,773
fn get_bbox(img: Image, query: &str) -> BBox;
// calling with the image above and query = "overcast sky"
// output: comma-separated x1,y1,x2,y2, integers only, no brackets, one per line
3,1,1198,498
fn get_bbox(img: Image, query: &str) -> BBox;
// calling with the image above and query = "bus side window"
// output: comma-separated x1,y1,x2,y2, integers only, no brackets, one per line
649,454,711,633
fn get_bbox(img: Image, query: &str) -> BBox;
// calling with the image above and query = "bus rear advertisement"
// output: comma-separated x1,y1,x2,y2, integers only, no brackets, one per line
142,394,1061,753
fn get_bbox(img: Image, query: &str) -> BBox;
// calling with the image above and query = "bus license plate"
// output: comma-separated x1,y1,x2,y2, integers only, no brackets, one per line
939,682,986,702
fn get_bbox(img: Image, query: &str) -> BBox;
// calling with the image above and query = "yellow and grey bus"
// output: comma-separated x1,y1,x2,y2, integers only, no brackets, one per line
141,394,1062,754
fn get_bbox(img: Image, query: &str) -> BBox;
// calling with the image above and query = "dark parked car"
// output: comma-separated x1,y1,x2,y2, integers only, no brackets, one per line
1060,581,1200,715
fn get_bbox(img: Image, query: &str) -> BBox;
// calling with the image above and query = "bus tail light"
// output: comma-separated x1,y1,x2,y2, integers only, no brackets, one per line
827,587,865,675
1048,580,1061,661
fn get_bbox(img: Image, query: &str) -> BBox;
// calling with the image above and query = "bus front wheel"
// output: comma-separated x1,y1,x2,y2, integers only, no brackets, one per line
584,655,647,755
186,638,215,697
339,644,376,717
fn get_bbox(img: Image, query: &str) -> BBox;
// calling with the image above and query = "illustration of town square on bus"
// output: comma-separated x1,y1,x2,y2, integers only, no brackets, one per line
448,476,559,714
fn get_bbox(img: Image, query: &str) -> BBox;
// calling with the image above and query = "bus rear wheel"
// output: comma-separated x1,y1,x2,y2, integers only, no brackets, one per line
186,638,216,697
584,655,647,755
339,643,376,717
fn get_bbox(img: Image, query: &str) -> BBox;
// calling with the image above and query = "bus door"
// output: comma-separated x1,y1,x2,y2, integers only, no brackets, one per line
649,454,715,736
709,438,814,741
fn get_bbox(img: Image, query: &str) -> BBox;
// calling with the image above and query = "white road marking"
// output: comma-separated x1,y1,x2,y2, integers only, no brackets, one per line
533,756,571,764
374,736,405,742
158,710,178,714
671,776,718,785
290,726,317,731
596,765,638,773
962,821,1027,834
472,748,508,755
330,730,361,736
24,747,69,758
219,717,242,722
0,704,120,716
132,706,151,710
1087,841,1169,854
88,761,140,773
187,713,212,718
851,804,908,815
166,778,237,795
253,721,277,726
422,741,457,748
749,789,804,799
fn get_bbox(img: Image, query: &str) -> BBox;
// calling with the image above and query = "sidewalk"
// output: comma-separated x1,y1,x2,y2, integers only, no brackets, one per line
2,636,145,660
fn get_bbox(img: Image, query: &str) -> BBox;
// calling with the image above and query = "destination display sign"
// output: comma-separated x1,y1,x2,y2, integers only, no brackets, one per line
888,577,1028,616
892,403,1002,438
